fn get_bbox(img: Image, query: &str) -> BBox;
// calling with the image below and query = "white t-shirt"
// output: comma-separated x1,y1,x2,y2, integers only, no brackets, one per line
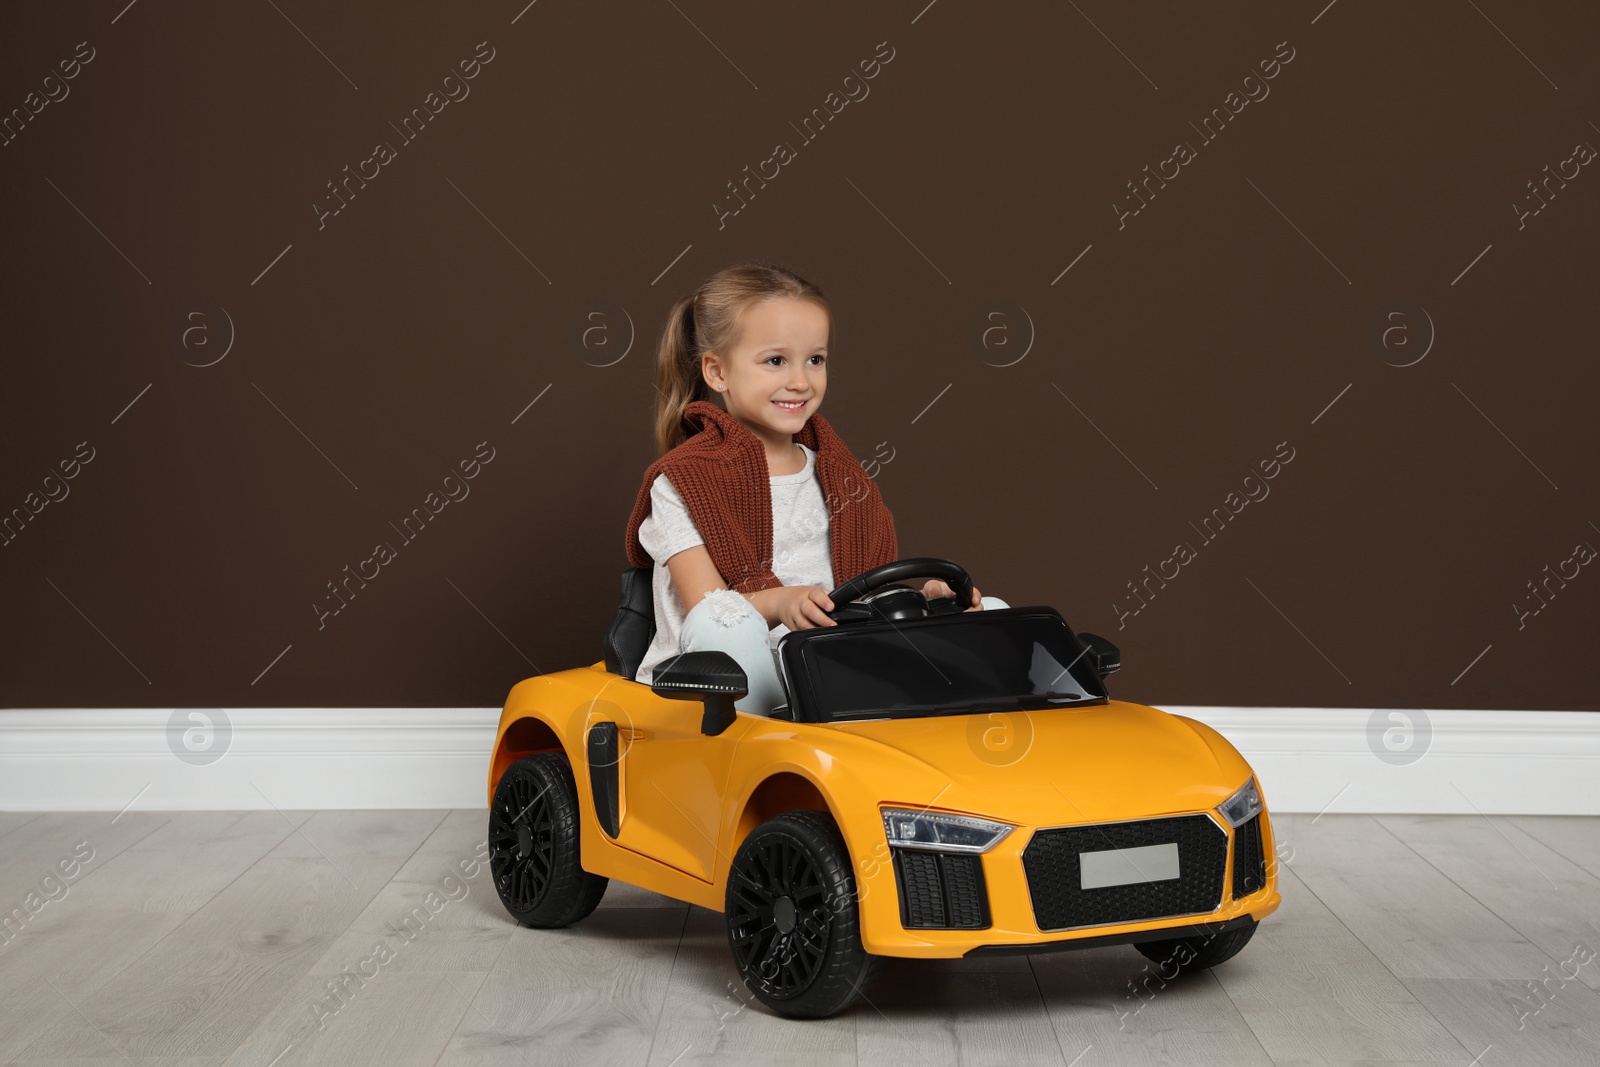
634,442,835,684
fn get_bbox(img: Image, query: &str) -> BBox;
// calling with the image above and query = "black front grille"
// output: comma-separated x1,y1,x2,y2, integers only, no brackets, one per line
1022,815,1227,931
1232,814,1267,899
893,849,990,929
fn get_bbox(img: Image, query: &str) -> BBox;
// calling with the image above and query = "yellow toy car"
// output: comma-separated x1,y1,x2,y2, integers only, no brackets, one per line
486,558,1280,1018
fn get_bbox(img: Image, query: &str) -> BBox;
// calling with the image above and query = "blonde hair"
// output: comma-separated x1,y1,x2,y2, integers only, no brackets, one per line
652,263,831,456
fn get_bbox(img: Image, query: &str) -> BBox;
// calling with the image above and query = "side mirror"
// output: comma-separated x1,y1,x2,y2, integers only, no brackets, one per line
649,650,748,736
1076,632,1121,678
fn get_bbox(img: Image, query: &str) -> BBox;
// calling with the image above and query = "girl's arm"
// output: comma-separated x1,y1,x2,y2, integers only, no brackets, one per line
664,544,834,630
664,544,730,615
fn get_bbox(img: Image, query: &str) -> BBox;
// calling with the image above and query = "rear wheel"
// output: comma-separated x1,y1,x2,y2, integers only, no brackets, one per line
725,810,883,1018
1133,918,1257,973
488,752,607,927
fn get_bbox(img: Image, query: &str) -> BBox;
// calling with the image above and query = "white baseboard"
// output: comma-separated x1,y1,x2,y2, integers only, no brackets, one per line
0,707,1596,815
1175,707,1600,817
0,708,495,814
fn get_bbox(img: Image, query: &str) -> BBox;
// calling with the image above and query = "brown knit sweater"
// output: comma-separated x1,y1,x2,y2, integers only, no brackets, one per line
625,400,898,594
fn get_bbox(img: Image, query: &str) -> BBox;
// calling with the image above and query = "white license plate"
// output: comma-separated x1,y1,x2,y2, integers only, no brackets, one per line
1079,842,1181,890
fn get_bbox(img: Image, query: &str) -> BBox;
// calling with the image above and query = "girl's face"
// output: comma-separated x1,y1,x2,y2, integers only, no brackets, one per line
702,297,829,442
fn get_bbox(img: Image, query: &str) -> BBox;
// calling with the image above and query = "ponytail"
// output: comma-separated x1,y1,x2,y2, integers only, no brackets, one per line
651,263,831,456
653,295,715,456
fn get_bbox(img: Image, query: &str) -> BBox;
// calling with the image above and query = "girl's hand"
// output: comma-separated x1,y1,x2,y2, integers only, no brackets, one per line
922,578,983,610
747,585,838,630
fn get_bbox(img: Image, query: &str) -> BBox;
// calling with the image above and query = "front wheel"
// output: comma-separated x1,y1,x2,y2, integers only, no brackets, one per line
725,810,883,1018
487,752,608,927
1133,918,1257,973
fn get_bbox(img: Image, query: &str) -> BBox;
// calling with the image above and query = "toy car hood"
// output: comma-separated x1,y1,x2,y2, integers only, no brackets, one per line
749,699,1252,829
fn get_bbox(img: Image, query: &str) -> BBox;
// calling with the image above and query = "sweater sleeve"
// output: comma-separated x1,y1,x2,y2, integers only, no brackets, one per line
636,473,705,565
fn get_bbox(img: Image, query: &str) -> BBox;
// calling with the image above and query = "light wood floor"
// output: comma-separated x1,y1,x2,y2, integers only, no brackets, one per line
1,809,1597,1066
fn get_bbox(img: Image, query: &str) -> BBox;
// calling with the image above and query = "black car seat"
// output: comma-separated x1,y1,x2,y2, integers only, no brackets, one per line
602,566,793,714
603,566,656,679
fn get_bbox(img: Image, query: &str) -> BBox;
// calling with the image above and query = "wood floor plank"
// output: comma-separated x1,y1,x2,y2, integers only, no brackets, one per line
1379,814,1600,994
375,809,482,874
92,811,308,913
0,814,277,1062
1237,1005,1478,1065
211,970,489,1067
1264,1060,1478,1065
1222,921,1472,1062
1510,815,1600,883
433,907,684,1066
1222,883,1472,1067
305,811,510,975
0,811,168,904
1226,861,1410,1004
1401,974,1600,1066
643,906,854,1067
1206,831,1456,1062
856,965,1067,1067
0,811,42,840
12,810,446,1061
1027,944,1273,1066
1214,865,1472,1062
1271,814,1555,980
0,905,205,1064
6,1058,226,1065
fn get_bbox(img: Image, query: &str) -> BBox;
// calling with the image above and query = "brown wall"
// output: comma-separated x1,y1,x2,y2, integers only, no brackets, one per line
2,1,1595,711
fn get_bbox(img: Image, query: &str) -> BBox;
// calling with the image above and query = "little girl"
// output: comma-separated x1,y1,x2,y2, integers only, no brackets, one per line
623,263,1007,715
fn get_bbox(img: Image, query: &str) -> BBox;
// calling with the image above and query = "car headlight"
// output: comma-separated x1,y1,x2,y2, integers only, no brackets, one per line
1217,776,1264,828
881,807,1015,853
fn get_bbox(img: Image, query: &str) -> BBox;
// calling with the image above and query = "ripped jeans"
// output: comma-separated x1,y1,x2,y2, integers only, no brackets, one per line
679,588,1012,716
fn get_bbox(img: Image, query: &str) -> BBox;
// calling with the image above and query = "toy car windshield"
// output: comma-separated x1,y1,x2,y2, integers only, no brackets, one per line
779,607,1110,723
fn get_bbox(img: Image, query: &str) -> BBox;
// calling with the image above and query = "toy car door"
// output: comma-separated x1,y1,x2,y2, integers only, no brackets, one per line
595,692,748,882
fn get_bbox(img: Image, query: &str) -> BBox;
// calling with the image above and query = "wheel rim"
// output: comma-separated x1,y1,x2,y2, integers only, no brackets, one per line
489,770,554,911
728,835,832,998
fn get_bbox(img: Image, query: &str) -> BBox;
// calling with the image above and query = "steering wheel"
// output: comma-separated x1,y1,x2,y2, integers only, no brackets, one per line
824,557,976,624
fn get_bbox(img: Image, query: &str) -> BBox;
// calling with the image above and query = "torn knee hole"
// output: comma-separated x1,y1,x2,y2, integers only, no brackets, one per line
700,588,759,628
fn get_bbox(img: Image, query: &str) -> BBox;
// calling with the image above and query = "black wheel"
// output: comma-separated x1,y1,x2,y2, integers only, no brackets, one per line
725,810,883,1018
488,752,607,927
1133,918,1257,973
